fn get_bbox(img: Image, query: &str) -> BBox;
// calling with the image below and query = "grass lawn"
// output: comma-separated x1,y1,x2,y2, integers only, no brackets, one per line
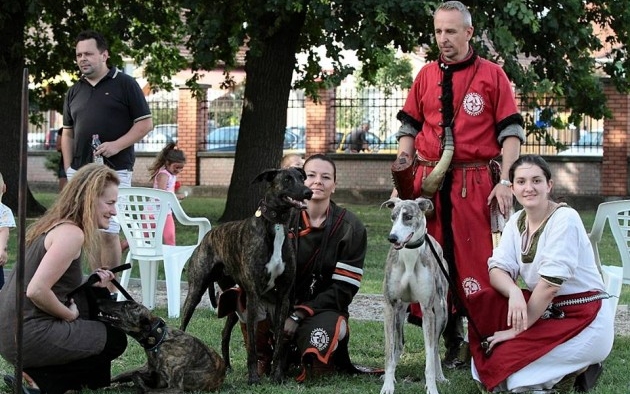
2,193,630,393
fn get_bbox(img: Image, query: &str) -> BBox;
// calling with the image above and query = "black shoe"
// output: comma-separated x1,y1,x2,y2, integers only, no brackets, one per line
443,341,470,370
574,363,603,392
3,374,40,394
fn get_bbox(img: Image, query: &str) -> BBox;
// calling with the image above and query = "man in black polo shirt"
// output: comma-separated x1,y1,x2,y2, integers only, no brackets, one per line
61,30,153,278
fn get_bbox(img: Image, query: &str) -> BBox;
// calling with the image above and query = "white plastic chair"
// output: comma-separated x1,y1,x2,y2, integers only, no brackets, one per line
115,187,211,318
588,200,630,314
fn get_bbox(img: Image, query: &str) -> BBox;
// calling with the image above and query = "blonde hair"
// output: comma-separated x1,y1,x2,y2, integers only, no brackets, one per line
0,171,4,199
25,164,120,260
281,153,304,169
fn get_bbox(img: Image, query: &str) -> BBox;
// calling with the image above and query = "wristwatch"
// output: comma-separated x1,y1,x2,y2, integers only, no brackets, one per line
289,312,302,323
499,179,512,187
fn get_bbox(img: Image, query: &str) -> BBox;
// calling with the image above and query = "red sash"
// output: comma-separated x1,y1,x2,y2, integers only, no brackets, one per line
468,288,602,391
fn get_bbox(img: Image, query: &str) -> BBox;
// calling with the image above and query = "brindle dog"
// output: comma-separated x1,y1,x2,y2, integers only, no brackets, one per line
97,299,226,393
179,167,313,384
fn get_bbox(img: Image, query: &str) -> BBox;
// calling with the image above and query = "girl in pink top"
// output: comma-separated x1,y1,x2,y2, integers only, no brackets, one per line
148,143,186,245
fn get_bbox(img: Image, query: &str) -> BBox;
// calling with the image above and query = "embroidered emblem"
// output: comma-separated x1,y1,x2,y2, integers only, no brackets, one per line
462,92,484,116
309,328,330,351
462,277,482,296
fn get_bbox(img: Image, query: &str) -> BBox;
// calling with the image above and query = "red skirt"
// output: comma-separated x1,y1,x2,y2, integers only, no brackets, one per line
468,288,602,391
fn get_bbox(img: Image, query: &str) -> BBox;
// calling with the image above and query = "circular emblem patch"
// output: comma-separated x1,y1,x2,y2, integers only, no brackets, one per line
462,92,484,116
309,328,330,351
462,277,482,296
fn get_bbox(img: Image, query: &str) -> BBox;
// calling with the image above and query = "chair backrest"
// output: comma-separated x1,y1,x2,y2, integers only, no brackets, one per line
116,187,177,258
588,200,630,284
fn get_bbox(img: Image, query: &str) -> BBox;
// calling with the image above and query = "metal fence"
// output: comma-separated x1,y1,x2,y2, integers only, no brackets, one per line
27,89,604,155
332,88,605,155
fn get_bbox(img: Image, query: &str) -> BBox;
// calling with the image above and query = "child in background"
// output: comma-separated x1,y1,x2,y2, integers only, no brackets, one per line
148,143,186,246
281,153,304,169
0,172,16,289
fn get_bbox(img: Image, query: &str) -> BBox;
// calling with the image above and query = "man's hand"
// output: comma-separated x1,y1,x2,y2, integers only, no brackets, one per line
95,141,122,159
488,183,514,217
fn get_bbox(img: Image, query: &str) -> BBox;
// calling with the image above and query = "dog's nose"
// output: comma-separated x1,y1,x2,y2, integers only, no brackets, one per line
304,189,314,199
388,234,398,244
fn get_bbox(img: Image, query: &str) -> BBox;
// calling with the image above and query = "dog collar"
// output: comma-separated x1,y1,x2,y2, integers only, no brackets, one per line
405,233,426,249
256,200,291,224
136,318,168,352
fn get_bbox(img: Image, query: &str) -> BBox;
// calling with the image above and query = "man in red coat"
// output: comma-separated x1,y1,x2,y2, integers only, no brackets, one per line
393,0,525,368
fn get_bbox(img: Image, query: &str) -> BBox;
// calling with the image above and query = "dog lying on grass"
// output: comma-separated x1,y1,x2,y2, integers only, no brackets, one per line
97,299,226,393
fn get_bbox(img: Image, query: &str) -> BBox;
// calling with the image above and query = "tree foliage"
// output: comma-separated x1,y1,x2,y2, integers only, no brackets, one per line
1,0,629,218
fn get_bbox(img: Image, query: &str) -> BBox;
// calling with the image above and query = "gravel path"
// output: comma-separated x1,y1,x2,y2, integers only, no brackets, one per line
126,281,629,336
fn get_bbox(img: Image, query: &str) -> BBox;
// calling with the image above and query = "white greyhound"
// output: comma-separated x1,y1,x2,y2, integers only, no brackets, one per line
380,197,449,394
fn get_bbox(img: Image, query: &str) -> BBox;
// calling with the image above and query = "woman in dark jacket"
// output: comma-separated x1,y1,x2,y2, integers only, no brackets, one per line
282,154,368,381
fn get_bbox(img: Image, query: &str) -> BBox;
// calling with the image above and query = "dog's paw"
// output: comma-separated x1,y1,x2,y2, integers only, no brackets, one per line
380,380,396,394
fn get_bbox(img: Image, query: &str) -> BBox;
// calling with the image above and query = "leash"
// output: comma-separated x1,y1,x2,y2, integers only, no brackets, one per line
67,263,135,301
424,235,491,355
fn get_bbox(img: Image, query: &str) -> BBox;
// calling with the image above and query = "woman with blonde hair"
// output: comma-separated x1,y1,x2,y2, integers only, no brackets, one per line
0,164,127,394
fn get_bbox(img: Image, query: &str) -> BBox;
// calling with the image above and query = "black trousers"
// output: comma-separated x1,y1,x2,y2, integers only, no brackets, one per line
24,325,127,394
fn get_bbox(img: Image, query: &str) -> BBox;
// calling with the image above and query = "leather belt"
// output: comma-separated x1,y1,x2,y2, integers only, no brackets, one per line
416,159,489,169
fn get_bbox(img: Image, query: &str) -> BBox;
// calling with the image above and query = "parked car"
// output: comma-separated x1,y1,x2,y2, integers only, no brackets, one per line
206,125,299,152
137,124,178,152
557,130,603,156
377,134,399,154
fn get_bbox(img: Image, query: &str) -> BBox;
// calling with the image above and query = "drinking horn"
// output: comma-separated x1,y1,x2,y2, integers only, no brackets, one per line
421,126,454,198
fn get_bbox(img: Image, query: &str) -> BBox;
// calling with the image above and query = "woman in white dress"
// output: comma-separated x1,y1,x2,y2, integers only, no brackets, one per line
468,154,614,393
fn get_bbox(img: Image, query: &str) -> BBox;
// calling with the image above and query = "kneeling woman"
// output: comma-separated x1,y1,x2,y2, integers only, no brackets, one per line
469,155,614,392
0,164,127,394
282,154,368,381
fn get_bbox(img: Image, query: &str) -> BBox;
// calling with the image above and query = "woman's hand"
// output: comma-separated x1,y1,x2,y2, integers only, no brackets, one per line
283,318,299,339
91,268,115,288
507,288,528,332
282,311,305,339
486,328,517,352
65,298,80,322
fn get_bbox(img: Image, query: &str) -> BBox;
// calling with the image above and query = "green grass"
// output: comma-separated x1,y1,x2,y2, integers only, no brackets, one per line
1,309,629,393
2,194,630,393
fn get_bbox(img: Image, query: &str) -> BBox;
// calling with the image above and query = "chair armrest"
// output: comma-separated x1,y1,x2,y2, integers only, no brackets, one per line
168,193,212,243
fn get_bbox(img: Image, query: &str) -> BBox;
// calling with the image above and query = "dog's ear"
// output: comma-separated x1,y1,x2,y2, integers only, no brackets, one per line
415,197,434,213
294,167,306,181
252,169,279,184
380,197,400,210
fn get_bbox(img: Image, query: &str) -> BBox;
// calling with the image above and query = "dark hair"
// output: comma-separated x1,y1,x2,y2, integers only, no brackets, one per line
148,142,186,181
303,153,337,181
508,154,552,183
75,30,109,53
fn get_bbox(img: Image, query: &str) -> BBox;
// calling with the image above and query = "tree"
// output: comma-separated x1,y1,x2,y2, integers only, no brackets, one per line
180,0,630,222
2,0,629,219
0,0,187,214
